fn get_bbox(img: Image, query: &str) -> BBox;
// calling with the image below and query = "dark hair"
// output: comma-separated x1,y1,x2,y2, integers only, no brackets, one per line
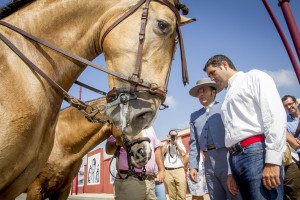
203,54,236,72
0,0,34,19
210,86,217,92
174,0,189,15
281,95,296,102
169,129,178,135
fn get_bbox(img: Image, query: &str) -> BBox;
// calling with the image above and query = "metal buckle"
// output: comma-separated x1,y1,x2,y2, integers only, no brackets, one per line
97,92,137,113
228,143,243,154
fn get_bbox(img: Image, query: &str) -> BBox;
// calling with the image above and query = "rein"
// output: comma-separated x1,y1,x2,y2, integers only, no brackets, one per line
0,0,187,120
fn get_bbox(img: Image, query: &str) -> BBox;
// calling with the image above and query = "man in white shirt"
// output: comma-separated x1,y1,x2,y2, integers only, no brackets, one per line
203,54,286,200
162,130,186,200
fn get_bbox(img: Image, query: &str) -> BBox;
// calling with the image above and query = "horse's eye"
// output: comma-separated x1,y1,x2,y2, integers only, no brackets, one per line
157,20,170,34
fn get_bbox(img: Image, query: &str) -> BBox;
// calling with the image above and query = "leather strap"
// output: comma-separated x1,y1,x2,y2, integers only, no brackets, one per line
100,0,189,87
0,21,160,91
100,0,147,49
74,81,107,96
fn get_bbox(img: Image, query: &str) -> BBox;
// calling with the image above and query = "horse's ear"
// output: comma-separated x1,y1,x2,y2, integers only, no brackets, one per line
180,15,196,26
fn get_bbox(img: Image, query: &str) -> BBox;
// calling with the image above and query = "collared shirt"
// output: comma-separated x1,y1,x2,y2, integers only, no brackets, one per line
107,126,161,172
163,140,186,168
221,70,286,165
286,104,300,153
205,100,215,113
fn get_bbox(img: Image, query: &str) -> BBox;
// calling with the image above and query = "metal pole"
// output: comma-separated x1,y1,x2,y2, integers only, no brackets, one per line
262,0,300,84
279,0,300,62
74,86,82,194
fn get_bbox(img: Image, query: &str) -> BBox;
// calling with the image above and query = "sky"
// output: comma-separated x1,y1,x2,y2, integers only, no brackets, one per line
1,1,300,144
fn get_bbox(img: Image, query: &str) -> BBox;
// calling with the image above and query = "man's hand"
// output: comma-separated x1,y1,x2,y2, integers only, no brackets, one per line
189,168,198,183
226,175,239,195
262,163,281,190
156,170,165,183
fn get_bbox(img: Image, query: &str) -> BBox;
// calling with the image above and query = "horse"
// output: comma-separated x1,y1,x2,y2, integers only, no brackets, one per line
0,0,194,199
26,97,151,200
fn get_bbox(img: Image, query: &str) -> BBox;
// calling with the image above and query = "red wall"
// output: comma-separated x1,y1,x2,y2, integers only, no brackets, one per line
71,148,107,194
103,158,114,193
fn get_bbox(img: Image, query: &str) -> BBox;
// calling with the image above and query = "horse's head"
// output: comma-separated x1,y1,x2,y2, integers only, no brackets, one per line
111,125,152,168
100,0,195,136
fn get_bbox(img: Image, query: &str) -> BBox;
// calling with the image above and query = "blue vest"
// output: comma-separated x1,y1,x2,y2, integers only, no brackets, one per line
190,102,225,151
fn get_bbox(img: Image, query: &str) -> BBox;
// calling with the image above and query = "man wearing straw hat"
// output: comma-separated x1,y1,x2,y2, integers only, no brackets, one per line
188,78,241,200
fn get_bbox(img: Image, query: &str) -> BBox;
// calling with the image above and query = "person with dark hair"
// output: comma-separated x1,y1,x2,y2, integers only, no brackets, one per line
281,95,300,199
162,129,186,200
282,95,300,159
204,54,286,200
188,78,241,200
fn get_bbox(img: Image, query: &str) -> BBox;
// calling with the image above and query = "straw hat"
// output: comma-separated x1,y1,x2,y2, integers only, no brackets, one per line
189,78,218,97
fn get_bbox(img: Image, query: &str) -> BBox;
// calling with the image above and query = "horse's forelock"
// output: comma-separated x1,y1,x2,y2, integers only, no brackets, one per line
0,0,35,19
173,0,189,15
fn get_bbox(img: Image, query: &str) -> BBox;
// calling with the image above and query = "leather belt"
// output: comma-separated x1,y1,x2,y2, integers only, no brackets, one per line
119,170,156,180
165,166,183,170
228,134,265,154
207,144,216,151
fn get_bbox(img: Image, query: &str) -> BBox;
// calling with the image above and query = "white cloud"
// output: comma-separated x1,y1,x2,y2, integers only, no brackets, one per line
164,95,176,108
263,69,297,88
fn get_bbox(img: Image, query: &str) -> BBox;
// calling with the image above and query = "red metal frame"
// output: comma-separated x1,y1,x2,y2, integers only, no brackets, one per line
262,0,300,84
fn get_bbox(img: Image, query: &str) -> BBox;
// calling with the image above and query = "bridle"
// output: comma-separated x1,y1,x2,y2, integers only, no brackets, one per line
0,0,188,122
109,135,152,181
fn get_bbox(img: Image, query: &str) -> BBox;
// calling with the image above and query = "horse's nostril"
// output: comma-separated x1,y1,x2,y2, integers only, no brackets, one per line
137,111,151,119
137,148,146,156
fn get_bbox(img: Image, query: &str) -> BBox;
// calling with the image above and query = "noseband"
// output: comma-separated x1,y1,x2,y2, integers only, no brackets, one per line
0,0,188,122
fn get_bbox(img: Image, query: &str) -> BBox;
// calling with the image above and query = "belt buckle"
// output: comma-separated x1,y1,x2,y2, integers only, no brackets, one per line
229,143,242,154
207,145,216,150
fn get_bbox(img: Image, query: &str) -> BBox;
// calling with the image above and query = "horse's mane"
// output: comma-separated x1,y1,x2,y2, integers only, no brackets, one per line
0,0,189,19
174,0,189,15
0,0,34,19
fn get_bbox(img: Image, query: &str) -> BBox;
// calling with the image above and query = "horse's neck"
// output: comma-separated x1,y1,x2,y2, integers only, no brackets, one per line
4,0,119,90
52,99,109,159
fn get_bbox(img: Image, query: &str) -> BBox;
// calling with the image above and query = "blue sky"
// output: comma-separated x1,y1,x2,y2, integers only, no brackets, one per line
1,0,300,143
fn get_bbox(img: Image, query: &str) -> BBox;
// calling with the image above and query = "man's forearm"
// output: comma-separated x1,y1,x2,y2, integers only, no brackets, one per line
155,146,165,172
162,142,168,155
286,132,300,151
176,144,186,157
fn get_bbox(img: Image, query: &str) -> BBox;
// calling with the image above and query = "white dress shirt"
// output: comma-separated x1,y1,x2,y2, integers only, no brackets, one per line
205,100,215,113
221,70,286,165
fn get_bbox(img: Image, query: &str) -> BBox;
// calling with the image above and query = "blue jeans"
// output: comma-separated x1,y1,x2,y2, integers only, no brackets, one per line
229,142,284,200
155,182,167,200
